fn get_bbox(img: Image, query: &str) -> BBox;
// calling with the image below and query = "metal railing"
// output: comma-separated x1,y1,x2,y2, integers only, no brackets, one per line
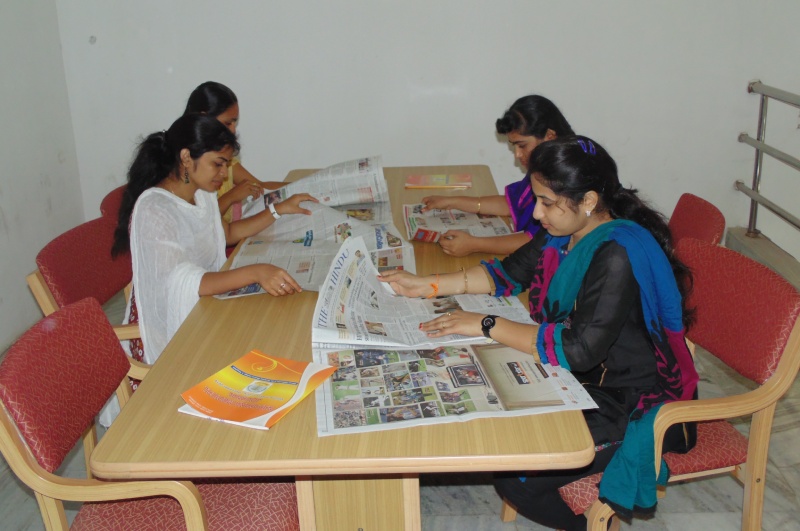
736,81,800,236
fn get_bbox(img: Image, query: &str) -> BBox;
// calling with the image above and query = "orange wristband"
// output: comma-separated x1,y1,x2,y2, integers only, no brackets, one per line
426,274,440,299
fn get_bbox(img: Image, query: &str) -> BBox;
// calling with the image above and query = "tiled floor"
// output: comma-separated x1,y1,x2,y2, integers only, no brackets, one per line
2,346,799,530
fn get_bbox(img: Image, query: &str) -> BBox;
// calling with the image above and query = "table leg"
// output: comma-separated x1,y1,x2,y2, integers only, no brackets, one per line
305,474,421,531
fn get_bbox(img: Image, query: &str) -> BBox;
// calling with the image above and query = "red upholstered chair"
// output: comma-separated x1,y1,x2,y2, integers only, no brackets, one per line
0,298,299,530
668,192,726,245
547,239,800,530
99,184,126,220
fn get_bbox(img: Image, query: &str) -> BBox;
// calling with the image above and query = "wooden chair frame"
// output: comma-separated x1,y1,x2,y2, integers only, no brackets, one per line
0,363,207,530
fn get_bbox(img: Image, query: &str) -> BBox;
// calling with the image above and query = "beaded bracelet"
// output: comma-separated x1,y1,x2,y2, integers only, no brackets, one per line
476,197,481,214
460,267,468,294
531,331,542,364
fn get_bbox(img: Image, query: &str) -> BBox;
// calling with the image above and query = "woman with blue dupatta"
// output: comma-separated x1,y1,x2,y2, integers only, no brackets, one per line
379,135,698,530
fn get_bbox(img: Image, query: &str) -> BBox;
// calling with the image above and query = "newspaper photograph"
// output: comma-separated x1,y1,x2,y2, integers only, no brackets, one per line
403,203,512,243
220,202,415,296
314,342,597,436
241,156,389,219
311,236,532,349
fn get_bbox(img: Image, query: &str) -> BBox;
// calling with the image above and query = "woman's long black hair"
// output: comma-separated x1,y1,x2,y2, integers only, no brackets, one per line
184,81,238,117
528,135,695,329
111,114,239,257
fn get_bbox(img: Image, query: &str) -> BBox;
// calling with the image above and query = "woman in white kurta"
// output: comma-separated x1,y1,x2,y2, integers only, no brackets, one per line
112,113,316,364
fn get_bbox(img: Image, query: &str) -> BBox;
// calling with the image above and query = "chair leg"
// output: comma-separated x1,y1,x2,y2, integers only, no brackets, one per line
81,424,97,480
742,406,775,531
34,492,68,531
585,499,617,531
500,498,518,522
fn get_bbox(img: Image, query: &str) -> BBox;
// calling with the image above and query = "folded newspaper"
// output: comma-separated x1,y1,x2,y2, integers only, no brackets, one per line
403,203,512,242
311,236,532,349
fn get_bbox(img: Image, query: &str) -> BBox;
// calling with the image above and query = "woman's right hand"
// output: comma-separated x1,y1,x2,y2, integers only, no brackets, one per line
229,180,264,203
378,269,432,298
254,264,302,296
420,195,455,212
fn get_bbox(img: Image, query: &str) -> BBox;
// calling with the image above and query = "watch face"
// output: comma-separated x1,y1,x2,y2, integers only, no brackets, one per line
482,316,495,328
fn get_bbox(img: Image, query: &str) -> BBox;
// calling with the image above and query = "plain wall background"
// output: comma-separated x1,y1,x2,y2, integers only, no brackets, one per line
2,0,798,351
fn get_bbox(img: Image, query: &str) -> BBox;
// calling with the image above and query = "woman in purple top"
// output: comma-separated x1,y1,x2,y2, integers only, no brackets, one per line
422,95,574,257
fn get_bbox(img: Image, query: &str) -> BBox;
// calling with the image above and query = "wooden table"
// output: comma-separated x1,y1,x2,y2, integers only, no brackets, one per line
91,165,594,531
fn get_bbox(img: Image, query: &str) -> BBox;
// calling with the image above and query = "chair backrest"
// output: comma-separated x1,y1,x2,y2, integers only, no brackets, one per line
676,238,800,385
100,184,126,220
34,216,132,309
669,193,726,245
0,298,130,473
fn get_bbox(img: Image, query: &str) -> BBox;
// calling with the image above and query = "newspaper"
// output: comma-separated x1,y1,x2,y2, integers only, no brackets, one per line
223,202,415,295
311,236,532,349
314,342,597,436
241,156,388,219
403,204,512,243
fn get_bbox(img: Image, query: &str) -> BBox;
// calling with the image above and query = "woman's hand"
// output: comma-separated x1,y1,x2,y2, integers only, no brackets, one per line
420,310,483,338
275,193,319,216
439,230,477,257
254,264,302,297
378,269,434,298
229,180,264,203
420,195,455,212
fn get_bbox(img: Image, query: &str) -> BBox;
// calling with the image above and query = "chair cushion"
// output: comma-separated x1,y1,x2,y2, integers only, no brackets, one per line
558,421,749,516
663,420,748,475
558,472,603,515
72,479,298,531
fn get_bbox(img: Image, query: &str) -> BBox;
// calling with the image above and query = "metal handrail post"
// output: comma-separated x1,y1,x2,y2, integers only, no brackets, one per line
747,87,768,237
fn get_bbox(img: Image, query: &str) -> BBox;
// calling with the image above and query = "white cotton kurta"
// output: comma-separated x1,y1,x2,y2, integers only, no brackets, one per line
128,187,226,364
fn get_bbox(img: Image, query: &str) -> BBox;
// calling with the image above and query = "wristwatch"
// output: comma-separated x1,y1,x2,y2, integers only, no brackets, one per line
481,315,498,339
268,202,281,220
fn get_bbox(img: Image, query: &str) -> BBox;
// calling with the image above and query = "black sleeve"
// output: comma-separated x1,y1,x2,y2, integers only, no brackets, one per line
560,241,642,373
499,229,548,289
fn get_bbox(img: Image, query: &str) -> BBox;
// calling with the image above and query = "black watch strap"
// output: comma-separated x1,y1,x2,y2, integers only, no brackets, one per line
481,315,498,339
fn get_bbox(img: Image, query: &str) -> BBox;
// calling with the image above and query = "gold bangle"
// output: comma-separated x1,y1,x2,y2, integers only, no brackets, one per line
476,197,481,214
460,267,468,294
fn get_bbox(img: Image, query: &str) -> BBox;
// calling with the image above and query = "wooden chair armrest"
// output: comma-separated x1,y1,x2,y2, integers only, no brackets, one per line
26,270,59,317
113,323,141,341
127,358,151,381
50,477,207,530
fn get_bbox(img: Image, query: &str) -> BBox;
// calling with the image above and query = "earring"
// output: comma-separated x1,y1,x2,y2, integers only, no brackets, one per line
183,169,190,184
585,210,592,217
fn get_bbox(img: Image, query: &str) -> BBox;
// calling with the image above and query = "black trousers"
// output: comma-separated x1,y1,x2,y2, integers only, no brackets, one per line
493,446,618,531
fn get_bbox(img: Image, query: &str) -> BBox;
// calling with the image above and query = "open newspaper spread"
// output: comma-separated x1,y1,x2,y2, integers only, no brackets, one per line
219,156,415,296
311,236,532,349
314,343,595,435
179,349,336,430
403,203,512,243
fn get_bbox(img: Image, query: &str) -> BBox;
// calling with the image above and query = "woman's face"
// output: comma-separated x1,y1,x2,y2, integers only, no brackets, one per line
187,147,235,192
507,131,545,168
530,174,587,238
215,103,240,134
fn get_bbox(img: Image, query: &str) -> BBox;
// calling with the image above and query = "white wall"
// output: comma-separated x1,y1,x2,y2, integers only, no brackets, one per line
3,1,798,350
0,1,83,352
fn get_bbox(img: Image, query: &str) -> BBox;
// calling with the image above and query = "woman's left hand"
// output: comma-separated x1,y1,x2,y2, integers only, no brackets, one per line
276,193,319,216
420,310,484,338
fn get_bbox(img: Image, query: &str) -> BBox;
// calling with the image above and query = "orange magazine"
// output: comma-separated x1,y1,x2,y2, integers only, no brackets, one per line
404,174,472,189
179,349,336,430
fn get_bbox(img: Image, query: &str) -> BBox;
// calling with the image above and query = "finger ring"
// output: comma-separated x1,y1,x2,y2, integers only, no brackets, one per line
446,312,452,316
280,283,286,288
